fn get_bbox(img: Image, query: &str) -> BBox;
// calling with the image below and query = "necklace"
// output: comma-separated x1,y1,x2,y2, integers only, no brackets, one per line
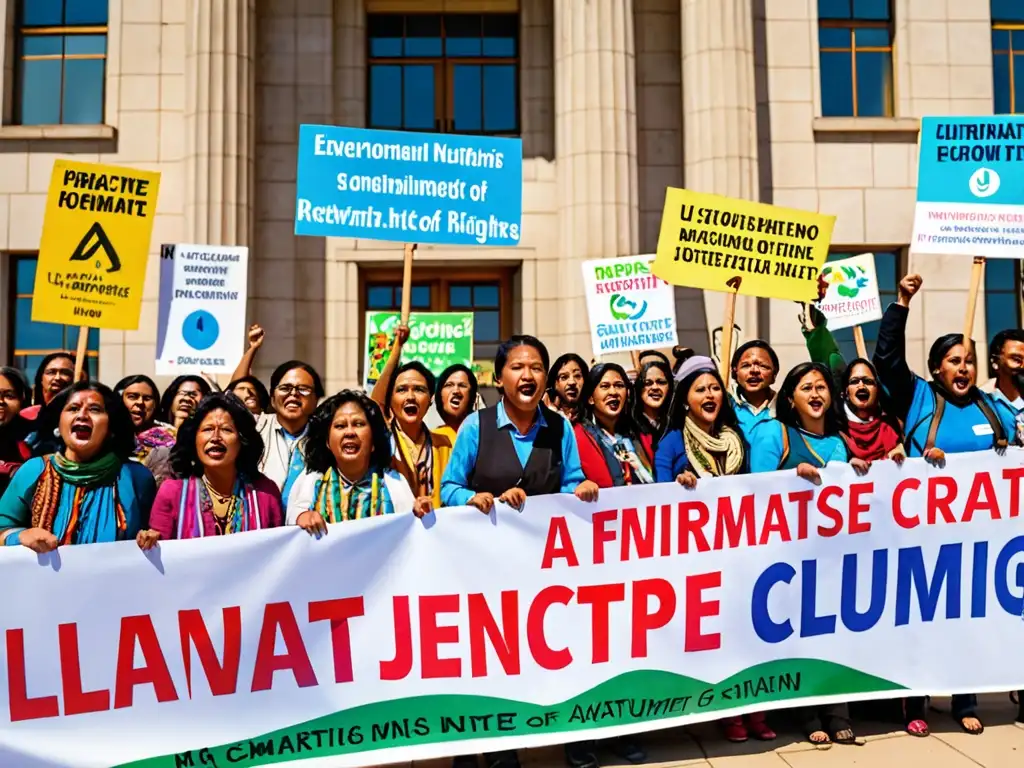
202,476,234,514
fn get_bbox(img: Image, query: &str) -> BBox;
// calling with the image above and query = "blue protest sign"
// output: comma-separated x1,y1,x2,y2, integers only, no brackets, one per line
294,125,523,247
912,115,1024,259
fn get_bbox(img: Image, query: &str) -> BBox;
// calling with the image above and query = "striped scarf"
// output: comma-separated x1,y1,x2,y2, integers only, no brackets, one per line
310,467,393,522
683,417,745,478
176,475,261,539
30,453,126,545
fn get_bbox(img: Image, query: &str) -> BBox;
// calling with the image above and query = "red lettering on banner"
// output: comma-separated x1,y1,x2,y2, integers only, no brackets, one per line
893,477,921,528
577,583,626,663
308,597,365,684
848,483,873,534
179,607,242,698
621,506,656,560
526,585,573,670
60,623,110,714
380,596,413,681
631,578,676,658
928,477,958,524
679,501,710,553
715,494,755,549
962,472,999,521
468,591,520,677
114,616,179,709
788,490,814,539
760,494,792,544
420,595,461,679
1004,467,1024,517
540,516,579,569
6,628,59,722
816,486,844,537
684,572,721,652
250,603,317,692
592,510,617,564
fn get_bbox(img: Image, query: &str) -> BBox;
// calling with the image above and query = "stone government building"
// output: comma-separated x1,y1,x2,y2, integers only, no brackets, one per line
0,0,1020,391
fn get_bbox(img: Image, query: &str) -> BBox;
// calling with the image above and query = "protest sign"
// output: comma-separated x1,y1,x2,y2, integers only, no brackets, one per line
155,244,249,375
912,115,1024,260
652,188,834,302
364,311,474,387
2,451,1024,768
581,255,678,356
813,253,882,332
33,160,161,330
294,125,522,246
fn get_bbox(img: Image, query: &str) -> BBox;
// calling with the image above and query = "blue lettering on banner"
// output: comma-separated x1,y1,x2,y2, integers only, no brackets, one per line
294,125,523,246
917,116,1024,206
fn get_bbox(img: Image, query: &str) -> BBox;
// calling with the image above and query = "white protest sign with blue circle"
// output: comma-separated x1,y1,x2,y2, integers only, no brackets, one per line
912,115,1024,260
294,125,522,247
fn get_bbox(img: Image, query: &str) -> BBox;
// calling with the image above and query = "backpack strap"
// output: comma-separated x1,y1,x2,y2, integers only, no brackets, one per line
973,394,1009,449
923,387,946,454
777,423,790,470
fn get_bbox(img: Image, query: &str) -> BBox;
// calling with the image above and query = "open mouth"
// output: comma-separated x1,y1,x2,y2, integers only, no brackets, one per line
563,386,578,401
402,402,420,417
70,422,93,442
448,394,464,409
340,440,361,456
204,444,227,460
952,376,971,392
807,398,825,412
647,390,664,402
854,388,871,402
700,401,717,414
282,398,302,410
605,396,621,411
518,382,538,397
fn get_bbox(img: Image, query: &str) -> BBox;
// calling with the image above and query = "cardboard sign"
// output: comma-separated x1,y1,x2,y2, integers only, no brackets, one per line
813,253,883,331
912,115,1024,259
33,160,161,330
581,254,678,356
295,125,523,246
652,188,835,302
155,244,249,375
364,311,474,388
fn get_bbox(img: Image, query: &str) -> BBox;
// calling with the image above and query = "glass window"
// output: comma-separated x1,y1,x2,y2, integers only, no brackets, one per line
825,251,900,361
15,0,107,125
9,256,98,381
985,259,1021,340
817,0,893,117
992,2,1024,114
367,13,519,135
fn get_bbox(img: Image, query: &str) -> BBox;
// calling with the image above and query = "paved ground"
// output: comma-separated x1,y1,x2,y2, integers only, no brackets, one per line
409,695,1024,768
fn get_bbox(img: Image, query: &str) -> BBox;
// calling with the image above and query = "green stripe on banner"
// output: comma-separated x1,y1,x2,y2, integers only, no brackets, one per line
120,659,903,767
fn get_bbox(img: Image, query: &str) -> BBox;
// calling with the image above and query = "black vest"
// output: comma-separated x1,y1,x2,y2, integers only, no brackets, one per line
468,405,565,496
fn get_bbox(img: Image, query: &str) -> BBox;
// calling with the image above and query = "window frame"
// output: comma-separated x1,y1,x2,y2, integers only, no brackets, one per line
823,247,904,361
992,20,1024,114
13,0,109,126
7,253,99,379
357,266,515,384
817,1,895,118
983,258,1023,339
365,12,521,135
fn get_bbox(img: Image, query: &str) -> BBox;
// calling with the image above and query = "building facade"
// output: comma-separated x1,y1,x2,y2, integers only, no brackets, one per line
0,0,1020,390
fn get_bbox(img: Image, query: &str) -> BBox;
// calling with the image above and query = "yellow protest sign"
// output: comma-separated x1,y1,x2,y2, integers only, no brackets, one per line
33,160,161,330
652,188,835,302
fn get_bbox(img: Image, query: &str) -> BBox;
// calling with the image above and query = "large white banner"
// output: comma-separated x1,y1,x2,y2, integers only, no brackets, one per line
2,451,1024,768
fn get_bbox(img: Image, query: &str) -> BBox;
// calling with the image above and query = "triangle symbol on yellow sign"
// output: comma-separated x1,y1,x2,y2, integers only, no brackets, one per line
69,221,122,274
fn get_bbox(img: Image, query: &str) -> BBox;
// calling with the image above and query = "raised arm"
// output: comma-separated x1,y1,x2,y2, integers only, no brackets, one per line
230,324,265,383
369,325,410,413
872,274,922,420
802,304,846,377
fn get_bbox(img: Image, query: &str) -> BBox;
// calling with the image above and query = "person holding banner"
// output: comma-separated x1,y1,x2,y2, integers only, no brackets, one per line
0,367,32,497
545,353,589,422
729,341,780,441
632,357,674,461
135,393,283,546
157,374,213,430
838,360,905,463
434,364,479,443
20,351,77,421
287,390,427,529
573,363,654,488
986,328,1024,445
0,381,155,551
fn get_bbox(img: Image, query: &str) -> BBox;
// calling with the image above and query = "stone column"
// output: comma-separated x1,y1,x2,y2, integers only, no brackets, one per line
333,0,366,128
184,0,256,246
681,0,761,344
554,0,639,358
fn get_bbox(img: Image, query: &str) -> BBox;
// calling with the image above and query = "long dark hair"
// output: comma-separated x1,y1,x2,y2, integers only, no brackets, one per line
434,364,478,418
170,393,264,480
667,365,740,437
577,362,640,438
157,375,212,423
32,351,76,406
304,390,392,475
632,359,674,438
41,381,136,462
776,362,845,436
546,352,589,404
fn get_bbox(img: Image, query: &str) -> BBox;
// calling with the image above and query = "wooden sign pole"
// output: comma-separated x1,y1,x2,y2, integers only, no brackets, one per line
400,243,416,325
719,276,743,389
963,256,985,341
73,325,89,380
852,326,868,360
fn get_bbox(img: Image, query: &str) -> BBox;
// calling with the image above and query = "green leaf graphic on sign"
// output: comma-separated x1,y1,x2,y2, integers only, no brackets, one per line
117,660,904,767
837,285,858,298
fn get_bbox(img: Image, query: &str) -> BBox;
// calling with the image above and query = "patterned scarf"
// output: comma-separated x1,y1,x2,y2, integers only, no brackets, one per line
310,467,394,522
392,421,434,496
683,417,745,478
176,475,261,538
30,453,126,544
134,422,176,462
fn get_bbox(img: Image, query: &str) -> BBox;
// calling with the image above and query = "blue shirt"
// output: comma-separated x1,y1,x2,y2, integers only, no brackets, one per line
748,420,848,474
654,429,689,482
440,402,585,506
730,391,776,444
990,388,1024,446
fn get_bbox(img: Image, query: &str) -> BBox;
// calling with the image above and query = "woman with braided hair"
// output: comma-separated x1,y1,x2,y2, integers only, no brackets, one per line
0,381,155,551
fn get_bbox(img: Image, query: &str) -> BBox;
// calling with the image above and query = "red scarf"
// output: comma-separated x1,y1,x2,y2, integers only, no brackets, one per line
844,415,902,461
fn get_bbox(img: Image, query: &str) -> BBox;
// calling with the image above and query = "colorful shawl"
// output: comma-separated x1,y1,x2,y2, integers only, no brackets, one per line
176,475,261,538
134,422,176,462
30,453,127,545
683,417,745,477
310,467,394,522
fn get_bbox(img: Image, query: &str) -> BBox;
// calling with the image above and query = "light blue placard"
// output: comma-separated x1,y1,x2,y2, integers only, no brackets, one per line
917,115,1024,205
295,125,523,246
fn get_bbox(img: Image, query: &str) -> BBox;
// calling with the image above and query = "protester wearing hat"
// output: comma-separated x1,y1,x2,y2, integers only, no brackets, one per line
729,340,780,442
